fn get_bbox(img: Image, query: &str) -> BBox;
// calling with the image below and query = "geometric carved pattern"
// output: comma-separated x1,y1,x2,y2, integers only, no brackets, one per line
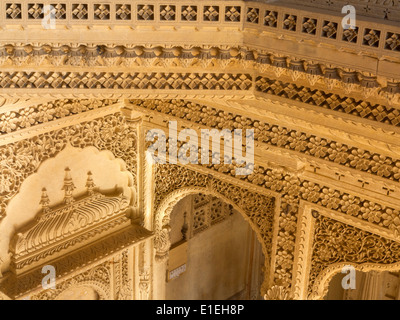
0,72,252,91
0,2,397,303
0,44,397,104
192,194,230,235
255,78,400,126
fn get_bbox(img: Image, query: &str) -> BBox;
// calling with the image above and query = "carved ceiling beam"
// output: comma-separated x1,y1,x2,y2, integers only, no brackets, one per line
190,97,400,154
127,99,400,195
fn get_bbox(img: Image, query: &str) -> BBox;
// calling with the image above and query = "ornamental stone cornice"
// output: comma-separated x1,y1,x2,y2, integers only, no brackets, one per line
2,97,400,207
307,203,400,243
0,43,398,106
142,114,400,202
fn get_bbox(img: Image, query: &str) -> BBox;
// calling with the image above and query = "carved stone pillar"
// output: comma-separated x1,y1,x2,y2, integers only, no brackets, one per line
138,242,153,300
269,194,301,298
152,246,168,300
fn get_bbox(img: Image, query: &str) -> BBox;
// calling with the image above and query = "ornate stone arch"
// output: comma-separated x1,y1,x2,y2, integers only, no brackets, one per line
307,214,400,300
152,164,276,294
31,263,113,300
154,186,268,260
310,261,400,300
54,281,109,300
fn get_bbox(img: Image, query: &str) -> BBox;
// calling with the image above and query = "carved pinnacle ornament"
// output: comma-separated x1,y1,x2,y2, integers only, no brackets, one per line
86,171,96,195
61,167,76,204
39,188,50,213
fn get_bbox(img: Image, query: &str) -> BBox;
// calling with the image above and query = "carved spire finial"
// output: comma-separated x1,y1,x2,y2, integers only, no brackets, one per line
39,187,50,212
61,167,76,204
86,171,96,195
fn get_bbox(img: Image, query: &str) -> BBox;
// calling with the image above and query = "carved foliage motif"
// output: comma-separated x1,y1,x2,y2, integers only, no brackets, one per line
308,215,400,299
274,200,299,288
133,99,400,183
114,249,132,300
0,113,137,222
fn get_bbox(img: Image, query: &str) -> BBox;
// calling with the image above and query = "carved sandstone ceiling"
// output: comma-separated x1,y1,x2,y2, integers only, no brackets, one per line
0,0,399,300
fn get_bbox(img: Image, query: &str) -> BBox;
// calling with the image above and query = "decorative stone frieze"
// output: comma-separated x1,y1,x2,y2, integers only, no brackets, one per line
0,43,397,105
134,99,400,185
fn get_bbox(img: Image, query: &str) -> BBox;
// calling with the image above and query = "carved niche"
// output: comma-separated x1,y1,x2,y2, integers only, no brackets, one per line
9,168,131,274
0,167,152,300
